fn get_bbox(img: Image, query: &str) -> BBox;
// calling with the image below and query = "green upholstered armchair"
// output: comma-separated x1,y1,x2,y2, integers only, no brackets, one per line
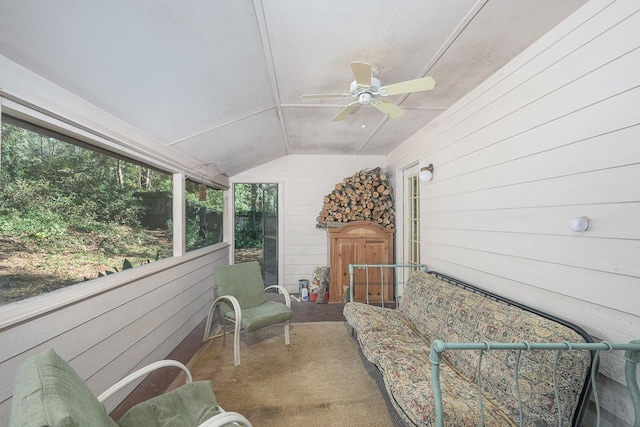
203,261,294,366
9,349,252,427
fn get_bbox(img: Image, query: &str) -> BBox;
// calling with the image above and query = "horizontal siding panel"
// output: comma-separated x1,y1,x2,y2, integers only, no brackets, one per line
435,88,640,181
86,289,211,408
423,165,640,212
284,264,327,277
427,124,640,199
285,215,325,227
97,305,210,412
421,1,637,154
75,274,212,380
284,244,328,256
283,254,327,266
457,16,639,148
0,268,178,363
424,228,640,277
423,242,639,316
0,252,216,363
424,202,640,239
283,225,326,238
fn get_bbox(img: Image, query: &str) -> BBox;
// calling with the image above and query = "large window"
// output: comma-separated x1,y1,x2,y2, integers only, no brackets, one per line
0,115,174,305
185,179,223,251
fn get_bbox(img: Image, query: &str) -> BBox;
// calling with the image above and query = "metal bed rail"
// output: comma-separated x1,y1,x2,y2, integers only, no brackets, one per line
347,263,428,305
429,339,640,427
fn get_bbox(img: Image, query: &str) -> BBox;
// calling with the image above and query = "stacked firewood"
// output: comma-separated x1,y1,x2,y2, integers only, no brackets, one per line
316,167,395,229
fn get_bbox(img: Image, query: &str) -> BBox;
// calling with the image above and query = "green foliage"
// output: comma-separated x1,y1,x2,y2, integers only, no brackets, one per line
0,120,174,303
183,180,223,251
234,219,262,249
233,184,267,249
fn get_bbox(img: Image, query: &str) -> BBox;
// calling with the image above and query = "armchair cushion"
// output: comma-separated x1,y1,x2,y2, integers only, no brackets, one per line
215,262,266,312
117,381,221,427
225,301,293,332
10,349,118,427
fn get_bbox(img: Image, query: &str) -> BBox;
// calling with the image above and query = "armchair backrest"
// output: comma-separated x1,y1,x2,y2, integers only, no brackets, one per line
215,262,267,312
10,349,118,427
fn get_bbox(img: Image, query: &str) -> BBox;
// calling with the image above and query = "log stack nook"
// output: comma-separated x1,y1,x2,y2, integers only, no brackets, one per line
316,167,395,229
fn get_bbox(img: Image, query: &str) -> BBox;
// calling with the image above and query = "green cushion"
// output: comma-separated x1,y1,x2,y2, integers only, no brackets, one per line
225,301,294,332
9,349,118,427
215,262,267,312
117,381,221,427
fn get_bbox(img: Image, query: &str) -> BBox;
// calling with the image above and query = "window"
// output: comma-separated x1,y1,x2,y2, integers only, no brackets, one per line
184,179,223,251
0,115,173,305
405,172,420,265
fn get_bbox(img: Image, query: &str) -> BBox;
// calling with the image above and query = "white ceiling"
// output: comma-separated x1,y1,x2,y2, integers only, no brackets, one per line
0,0,587,177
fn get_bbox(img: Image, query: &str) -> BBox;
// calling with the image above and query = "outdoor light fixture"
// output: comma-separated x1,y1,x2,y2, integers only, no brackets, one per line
569,216,591,232
419,164,434,182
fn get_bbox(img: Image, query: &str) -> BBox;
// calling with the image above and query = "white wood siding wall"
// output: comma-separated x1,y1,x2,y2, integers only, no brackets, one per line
230,155,386,292
0,245,229,425
387,0,640,424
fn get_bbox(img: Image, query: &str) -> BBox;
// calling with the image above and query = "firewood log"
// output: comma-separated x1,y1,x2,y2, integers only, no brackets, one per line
317,167,395,228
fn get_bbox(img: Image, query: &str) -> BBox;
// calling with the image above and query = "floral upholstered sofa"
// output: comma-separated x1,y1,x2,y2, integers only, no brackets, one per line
343,270,594,426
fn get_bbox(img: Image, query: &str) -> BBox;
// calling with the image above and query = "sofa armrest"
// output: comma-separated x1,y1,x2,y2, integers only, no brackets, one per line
428,339,640,427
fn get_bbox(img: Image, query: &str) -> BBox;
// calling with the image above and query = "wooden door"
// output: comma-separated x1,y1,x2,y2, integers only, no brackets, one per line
330,238,358,303
358,239,393,302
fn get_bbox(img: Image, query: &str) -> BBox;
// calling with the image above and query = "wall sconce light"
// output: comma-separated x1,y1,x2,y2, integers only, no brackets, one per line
569,216,591,232
419,164,434,182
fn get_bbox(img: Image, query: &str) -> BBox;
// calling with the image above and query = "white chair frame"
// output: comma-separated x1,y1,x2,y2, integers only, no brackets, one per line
204,285,291,366
98,360,252,427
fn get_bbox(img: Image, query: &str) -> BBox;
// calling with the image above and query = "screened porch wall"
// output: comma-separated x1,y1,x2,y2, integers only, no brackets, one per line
386,1,640,424
0,244,230,425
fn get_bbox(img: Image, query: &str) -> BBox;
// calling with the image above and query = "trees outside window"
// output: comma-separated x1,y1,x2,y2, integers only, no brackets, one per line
184,179,223,251
0,116,173,305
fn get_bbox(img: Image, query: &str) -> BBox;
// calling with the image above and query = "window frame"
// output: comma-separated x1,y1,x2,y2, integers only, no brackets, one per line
405,172,420,266
0,97,228,327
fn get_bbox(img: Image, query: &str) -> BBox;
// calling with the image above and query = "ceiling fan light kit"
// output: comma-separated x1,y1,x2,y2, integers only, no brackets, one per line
301,61,436,122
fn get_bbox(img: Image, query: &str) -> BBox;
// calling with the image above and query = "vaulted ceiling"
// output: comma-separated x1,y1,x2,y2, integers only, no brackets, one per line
0,0,587,177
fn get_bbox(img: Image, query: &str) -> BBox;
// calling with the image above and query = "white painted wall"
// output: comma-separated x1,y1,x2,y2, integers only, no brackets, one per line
230,155,386,292
387,1,640,424
0,244,229,425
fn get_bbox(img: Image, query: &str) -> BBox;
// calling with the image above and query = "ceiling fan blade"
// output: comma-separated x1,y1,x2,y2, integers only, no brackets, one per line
350,61,372,87
332,103,359,122
379,76,436,96
373,100,405,119
300,93,350,99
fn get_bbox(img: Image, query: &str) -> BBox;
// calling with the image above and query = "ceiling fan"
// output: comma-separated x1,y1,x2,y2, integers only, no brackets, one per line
300,61,436,122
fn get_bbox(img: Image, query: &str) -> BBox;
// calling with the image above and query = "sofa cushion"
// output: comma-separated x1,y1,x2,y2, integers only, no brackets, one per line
381,351,516,426
346,271,592,426
117,381,222,427
9,349,118,427
400,271,590,426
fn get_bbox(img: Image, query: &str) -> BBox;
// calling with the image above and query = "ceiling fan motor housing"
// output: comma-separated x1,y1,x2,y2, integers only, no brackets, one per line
350,76,381,98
